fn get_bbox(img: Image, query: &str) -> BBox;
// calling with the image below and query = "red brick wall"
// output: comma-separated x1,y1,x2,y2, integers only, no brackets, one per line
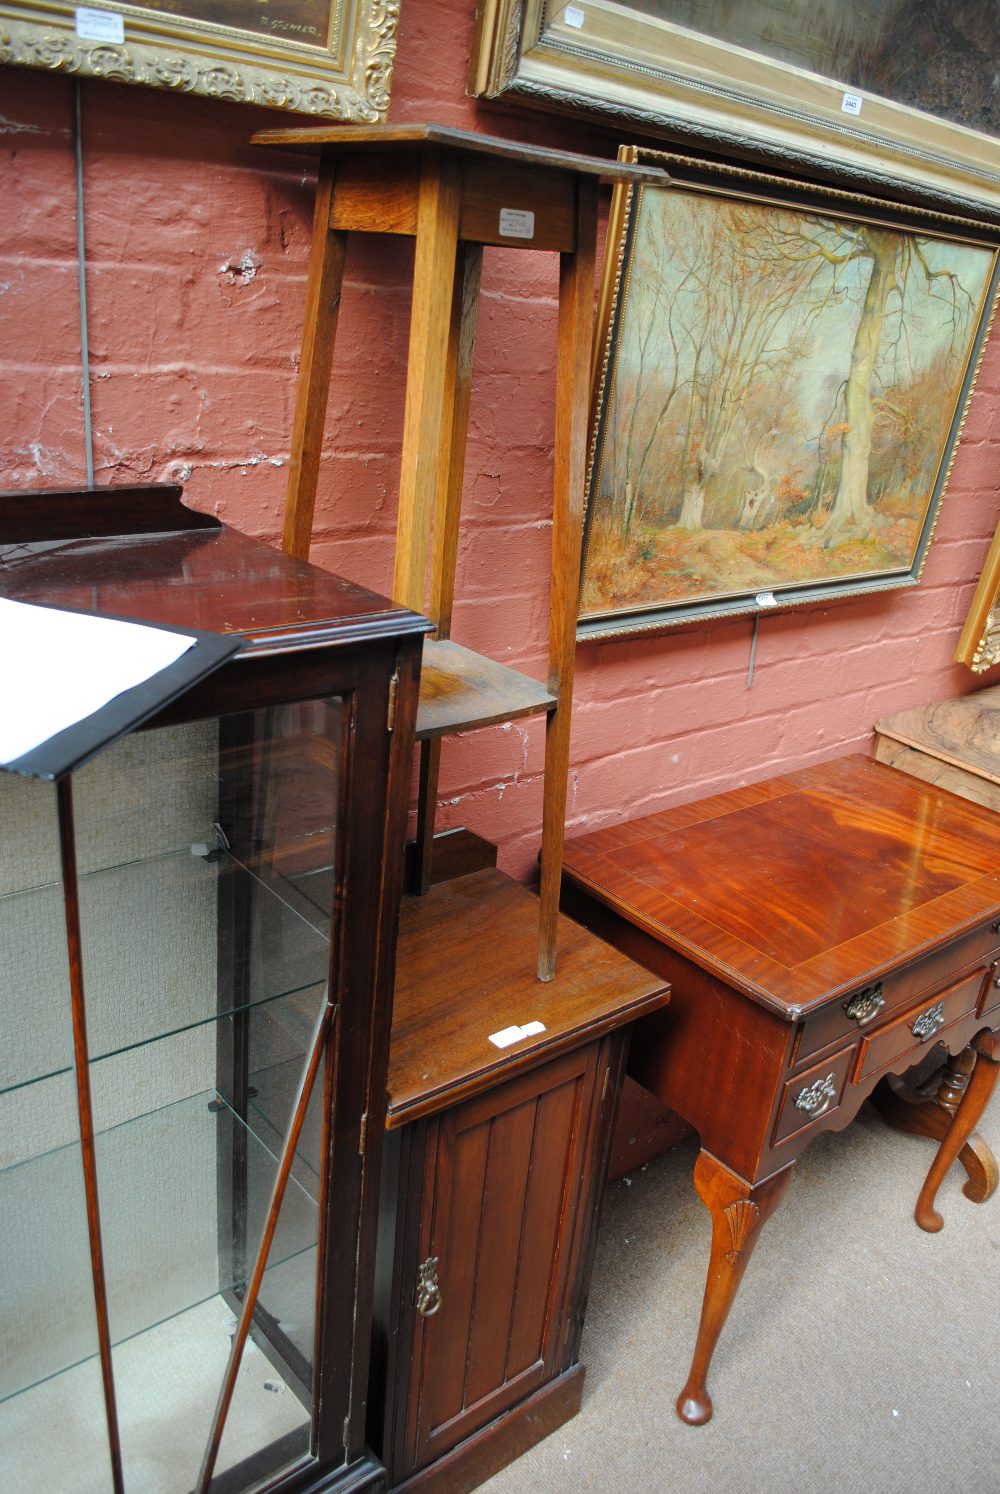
2,0,999,878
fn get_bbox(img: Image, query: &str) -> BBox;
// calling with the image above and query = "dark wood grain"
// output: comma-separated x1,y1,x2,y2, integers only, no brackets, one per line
387,868,668,1127
392,1366,584,1494
0,483,217,540
403,826,497,892
376,1039,617,1488
1,512,427,657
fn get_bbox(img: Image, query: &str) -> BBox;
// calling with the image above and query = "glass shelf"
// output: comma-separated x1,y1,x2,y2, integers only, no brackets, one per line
0,847,332,1101
0,1084,320,1408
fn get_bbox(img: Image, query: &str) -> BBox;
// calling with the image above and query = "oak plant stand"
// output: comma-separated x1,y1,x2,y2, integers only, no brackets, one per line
561,756,1000,1425
251,122,660,978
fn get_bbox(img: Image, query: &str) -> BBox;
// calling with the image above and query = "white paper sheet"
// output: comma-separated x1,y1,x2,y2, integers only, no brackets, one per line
0,598,195,764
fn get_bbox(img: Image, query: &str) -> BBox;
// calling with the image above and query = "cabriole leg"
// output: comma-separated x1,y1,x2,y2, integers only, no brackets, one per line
677,1150,794,1426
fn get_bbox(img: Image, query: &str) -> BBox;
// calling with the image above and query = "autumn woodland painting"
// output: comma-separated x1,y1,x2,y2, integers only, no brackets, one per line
580,160,999,635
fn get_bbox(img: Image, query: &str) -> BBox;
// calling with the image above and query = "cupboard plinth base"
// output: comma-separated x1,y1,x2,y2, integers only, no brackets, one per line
391,1365,584,1494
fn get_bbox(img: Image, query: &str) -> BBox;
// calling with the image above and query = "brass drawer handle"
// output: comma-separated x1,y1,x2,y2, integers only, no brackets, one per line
416,1256,442,1318
843,983,886,1027
795,1072,838,1120
911,1002,945,1042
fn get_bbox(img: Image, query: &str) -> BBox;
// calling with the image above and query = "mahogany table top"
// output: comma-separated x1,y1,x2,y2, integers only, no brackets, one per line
561,755,1000,1020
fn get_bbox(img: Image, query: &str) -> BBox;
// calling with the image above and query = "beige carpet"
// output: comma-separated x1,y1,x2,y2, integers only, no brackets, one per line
482,1101,1000,1493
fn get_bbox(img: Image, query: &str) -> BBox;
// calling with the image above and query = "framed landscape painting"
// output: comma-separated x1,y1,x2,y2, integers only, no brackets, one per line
578,150,1000,640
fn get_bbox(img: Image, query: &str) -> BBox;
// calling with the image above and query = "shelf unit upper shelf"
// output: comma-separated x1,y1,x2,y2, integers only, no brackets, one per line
415,639,555,740
250,123,664,973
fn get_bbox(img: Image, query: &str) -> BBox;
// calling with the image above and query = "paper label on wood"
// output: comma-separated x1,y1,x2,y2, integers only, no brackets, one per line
499,208,535,240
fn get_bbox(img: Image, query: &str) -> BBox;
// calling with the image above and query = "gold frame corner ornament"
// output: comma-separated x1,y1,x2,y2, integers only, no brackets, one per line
0,0,400,120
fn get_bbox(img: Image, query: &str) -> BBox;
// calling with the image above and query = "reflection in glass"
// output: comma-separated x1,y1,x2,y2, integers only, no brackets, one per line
0,699,343,1491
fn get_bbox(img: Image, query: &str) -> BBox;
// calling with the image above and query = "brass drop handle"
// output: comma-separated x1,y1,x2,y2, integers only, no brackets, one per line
794,1072,837,1120
416,1256,442,1318
911,1002,945,1042
843,982,885,1027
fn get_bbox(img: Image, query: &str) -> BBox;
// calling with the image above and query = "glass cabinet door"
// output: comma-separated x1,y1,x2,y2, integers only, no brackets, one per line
0,698,346,1492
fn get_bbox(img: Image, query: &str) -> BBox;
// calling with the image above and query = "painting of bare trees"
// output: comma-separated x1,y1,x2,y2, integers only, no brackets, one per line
580,158,999,635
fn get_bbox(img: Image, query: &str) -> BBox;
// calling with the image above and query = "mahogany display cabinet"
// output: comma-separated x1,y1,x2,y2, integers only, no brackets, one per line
0,486,429,1494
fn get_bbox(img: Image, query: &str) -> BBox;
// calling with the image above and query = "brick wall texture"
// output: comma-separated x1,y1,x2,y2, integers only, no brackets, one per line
3,0,999,880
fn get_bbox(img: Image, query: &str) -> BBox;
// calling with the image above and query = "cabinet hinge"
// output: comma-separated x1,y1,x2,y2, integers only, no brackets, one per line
359,1112,368,1156
343,1414,351,1452
386,671,400,732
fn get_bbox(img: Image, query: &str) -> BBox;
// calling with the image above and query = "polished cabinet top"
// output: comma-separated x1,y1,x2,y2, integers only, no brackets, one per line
0,485,426,655
387,869,668,1127
562,755,1000,1018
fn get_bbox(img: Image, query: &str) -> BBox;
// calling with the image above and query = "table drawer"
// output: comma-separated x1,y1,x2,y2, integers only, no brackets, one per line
773,1048,856,1148
854,971,984,1084
979,961,1000,1022
796,924,1000,1063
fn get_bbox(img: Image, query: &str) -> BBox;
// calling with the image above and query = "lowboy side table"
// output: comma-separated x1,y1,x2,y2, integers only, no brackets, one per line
561,756,1000,1425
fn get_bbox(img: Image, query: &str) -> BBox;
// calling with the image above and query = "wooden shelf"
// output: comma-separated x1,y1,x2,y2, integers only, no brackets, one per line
415,639,554,739
386,868,669,1128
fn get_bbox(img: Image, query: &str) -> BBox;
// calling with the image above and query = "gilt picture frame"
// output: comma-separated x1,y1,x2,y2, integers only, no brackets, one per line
956,519,1000,672
578,150,1000,641
0,0,398,119
470,2,1000,220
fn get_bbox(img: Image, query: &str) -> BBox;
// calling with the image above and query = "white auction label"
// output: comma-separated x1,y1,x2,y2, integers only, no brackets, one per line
841,92,862,115
565,5,585,26
488,1020,547,1049
755,592,777,608
76,6,124,41
499,207,535,240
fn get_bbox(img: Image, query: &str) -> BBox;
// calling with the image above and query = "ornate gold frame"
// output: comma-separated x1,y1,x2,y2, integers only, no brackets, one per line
470,1,1000,221
0,0,398,119
956,522,1000,672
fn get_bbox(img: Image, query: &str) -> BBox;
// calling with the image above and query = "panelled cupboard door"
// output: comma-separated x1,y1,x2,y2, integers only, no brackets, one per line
393,1043,610,1479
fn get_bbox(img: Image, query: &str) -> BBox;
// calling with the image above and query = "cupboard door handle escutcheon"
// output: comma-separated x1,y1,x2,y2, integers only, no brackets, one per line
911,1002,945,1042
416,1256,442,1317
